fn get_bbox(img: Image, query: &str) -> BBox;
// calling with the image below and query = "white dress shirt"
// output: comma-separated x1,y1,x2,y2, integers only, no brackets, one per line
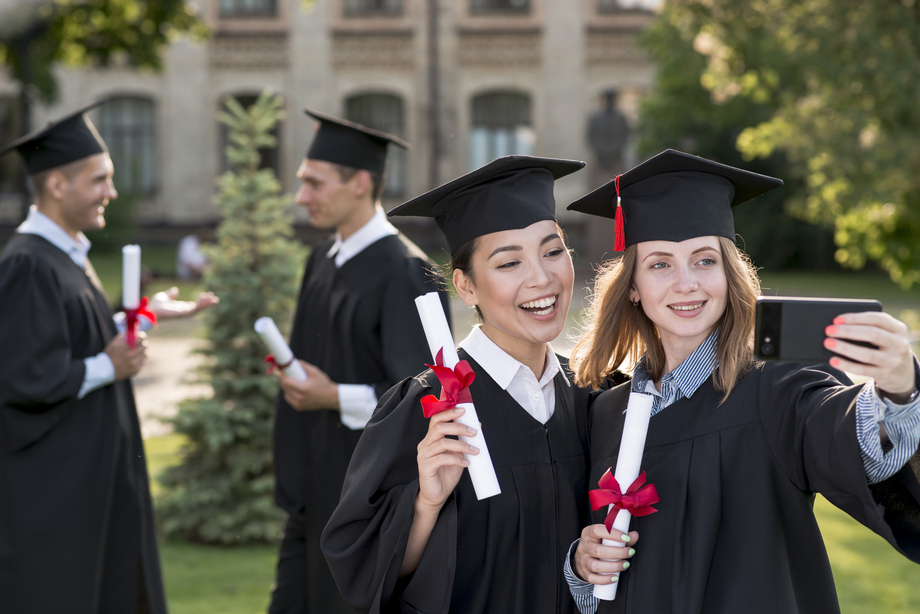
458,325,569,423
326,206,399,429
17,206,115,399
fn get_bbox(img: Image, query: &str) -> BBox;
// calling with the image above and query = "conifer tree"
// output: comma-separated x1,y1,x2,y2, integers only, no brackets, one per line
157,90,305,544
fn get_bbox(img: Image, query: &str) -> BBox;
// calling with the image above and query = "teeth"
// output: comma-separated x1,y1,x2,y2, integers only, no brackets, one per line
670,303,703,311
520,296,556,310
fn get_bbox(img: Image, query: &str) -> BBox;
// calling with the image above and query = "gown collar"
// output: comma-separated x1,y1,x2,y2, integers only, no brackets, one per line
17,205,92,269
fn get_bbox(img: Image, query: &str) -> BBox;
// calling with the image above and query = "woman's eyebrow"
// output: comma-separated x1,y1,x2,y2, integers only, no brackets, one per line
540,233,562,246
488,245,522,259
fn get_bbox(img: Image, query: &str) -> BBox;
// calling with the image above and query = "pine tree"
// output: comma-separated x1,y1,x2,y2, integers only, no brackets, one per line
157,90,305,544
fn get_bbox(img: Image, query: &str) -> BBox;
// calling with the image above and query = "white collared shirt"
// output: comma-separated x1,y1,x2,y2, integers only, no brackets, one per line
17,205,114,399
18,205,92,268
326,205,398,268
326,205,399,428
458,325,569,424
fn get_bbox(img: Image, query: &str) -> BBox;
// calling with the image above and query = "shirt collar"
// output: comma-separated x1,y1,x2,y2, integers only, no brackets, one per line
458,325,570,391
327,206,398,267
17,205,92,268
632,329,718,398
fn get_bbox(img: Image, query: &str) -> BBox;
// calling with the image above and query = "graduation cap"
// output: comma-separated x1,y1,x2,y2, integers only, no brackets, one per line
0,101,108,175
389,155,585,255
304,108,409,174
567,149,783,251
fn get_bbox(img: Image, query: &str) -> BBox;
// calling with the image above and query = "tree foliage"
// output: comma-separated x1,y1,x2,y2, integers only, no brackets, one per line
0,0,207,103
659,0,920,286
157,91,305,544
636,1,838,271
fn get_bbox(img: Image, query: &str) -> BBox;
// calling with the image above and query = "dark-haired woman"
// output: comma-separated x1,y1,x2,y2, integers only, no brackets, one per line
565,150,920,613
321,156,634,613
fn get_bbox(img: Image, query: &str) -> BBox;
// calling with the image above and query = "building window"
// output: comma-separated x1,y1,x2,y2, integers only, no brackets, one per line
470,0,530,14
219,94,281,176
97,96,158,196
344,0,403,16
469,92,534,170
345,94,407,198
597,0,660,11
0,96,22,198
219,0,277,18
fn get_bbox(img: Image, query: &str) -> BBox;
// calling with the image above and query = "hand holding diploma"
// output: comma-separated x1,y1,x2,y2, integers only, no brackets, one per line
580,392,658,600
414,292,500,501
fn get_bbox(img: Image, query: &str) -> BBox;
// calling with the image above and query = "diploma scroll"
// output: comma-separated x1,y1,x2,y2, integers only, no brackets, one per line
414,292,501,500
595,392,654,601
254,317,308,382
122,245,141,310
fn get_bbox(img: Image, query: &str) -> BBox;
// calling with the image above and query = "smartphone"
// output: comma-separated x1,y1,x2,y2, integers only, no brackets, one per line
754,296,882,363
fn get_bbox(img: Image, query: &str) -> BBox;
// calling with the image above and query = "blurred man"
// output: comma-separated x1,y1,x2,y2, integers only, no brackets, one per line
0,102,216,613
268,110,450,614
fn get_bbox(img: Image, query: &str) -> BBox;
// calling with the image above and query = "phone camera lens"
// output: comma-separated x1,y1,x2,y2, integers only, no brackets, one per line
761,342,774,356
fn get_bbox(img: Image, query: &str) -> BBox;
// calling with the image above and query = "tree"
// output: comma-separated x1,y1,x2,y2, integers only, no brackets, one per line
664,0,920,287
636,1,838,271
157,91,306,544
0,0,207,104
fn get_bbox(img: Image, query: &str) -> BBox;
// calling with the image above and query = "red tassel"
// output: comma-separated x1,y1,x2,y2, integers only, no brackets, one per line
613,175,625,252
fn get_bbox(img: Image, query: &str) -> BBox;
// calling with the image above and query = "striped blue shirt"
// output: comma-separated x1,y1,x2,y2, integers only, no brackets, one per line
564,330,920,613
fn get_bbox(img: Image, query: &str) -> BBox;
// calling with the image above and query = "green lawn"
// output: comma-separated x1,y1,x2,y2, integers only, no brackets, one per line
89,245,205,305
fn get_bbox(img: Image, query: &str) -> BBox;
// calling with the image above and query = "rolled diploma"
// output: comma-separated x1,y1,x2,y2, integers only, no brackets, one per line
414,292,501,500
122,245,141,310
254,317,308,382
594,391,654,601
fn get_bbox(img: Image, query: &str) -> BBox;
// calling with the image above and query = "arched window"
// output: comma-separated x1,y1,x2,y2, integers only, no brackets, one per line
219,93,282,176
345,93,407,198
469,92,534,170
97,96,158,196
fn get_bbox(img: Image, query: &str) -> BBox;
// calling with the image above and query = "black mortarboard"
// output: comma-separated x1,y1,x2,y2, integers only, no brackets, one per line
567,149,783,250
388,155,585,255
0,101,108,175
304,108,409,173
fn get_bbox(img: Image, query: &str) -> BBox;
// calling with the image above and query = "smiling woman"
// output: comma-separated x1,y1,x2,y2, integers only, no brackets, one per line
320,155,611,614
565,150,920,614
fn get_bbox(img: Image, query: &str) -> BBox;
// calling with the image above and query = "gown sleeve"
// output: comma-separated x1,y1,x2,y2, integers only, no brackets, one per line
0,253,86,451
321,372,457,614
759,362,920,563
375,257,450,398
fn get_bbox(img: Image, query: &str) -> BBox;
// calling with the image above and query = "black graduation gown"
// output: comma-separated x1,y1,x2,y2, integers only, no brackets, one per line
0,234,166,614
587,361,920,614
321,351,591,614
273,233,450,612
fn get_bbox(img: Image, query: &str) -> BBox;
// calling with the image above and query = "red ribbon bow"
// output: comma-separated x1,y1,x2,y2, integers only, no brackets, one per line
589,469,660,533
124,296,157,348
420,348,476,418
265,354,294,374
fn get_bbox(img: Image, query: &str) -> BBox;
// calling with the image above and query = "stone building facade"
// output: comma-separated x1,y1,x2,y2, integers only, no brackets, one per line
0,0,660,258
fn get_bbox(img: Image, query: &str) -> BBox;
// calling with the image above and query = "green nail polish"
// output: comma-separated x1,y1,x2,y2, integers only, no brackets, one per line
611,575,618,583
621,534,630,542
622,561,630,569
628,548,636,556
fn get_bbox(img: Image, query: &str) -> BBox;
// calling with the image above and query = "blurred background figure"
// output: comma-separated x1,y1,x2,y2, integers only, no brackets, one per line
176,233,208,280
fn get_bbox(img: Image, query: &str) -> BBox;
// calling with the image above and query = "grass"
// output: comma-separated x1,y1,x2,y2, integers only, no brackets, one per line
89,245,205,305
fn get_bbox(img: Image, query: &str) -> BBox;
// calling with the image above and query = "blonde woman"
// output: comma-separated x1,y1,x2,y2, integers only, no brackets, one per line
564,150,920,613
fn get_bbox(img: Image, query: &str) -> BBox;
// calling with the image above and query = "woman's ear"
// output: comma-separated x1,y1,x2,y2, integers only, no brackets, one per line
628,285,640,305
453,268,478,307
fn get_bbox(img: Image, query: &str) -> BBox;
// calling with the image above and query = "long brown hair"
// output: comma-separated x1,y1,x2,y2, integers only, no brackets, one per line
571,236,760,400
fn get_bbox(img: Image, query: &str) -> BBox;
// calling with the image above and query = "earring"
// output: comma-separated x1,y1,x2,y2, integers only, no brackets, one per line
632,299,640,308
